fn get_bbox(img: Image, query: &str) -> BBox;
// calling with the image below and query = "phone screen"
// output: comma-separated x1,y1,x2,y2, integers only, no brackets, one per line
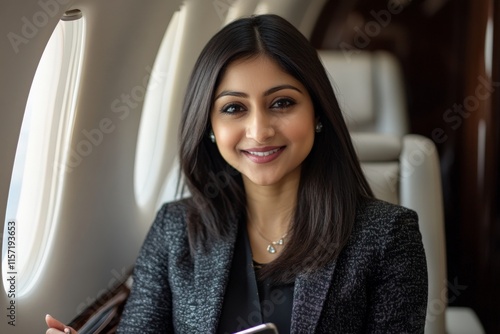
233,323,279,334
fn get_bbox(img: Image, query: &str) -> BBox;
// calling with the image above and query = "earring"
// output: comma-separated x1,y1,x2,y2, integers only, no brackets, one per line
209,130,216,143
315,122,323,133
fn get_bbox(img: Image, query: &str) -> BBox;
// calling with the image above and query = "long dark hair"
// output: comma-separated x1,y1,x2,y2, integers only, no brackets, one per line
179,14,373,283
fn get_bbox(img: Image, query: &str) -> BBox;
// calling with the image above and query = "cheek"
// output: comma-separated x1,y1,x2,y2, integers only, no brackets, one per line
283,115,315,144
213,124,242,151
289,123,314,141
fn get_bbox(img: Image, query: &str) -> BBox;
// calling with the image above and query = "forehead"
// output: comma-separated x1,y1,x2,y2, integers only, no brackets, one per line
215,55,305,93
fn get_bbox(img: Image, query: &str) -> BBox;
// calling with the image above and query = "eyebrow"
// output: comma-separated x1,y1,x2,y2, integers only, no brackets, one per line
214,84,303,101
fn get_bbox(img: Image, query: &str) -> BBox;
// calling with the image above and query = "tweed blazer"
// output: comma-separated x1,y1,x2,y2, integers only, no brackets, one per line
117,198,428,333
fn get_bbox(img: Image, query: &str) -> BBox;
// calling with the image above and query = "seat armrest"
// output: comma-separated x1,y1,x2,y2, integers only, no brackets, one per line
68,272,132,334
446,307,485,334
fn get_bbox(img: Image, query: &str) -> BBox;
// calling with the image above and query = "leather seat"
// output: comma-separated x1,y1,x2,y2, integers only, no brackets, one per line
352,132,485,334
320,50,410,137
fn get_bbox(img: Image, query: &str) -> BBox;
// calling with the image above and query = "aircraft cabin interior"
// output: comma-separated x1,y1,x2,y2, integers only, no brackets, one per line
1,0,499,333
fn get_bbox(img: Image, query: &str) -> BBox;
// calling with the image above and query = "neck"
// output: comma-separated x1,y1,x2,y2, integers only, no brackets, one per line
243,173,299,239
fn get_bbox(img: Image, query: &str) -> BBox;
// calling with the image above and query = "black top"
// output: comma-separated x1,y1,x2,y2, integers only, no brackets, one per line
254,261,294,334
217,222,294,334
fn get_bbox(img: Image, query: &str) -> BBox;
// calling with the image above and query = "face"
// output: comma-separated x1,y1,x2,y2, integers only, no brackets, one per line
210,55,316,188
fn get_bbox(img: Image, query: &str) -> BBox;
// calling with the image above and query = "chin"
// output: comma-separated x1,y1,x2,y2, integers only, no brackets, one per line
244,174,281,187
249,179,278,187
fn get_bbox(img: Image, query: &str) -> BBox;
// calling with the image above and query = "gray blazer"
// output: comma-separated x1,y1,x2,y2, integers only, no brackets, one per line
117,199,427,333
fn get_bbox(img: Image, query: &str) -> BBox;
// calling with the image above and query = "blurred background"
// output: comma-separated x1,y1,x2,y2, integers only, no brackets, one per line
310,0,499,332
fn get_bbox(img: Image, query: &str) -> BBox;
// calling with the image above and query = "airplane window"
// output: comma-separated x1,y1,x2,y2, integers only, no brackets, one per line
2,10,85,297
134,10,183,209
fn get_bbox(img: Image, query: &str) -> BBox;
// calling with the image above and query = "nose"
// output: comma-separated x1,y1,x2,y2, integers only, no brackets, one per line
245,108,275,144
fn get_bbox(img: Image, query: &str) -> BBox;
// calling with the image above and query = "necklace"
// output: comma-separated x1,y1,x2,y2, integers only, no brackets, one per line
252,224,287,254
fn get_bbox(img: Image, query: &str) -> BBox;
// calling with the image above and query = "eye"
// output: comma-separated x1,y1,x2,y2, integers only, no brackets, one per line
271,98,295,110
220,103,245,114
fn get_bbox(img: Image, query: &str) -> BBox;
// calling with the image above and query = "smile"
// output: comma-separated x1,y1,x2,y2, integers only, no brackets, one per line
242,146,285,164
247,148,281,156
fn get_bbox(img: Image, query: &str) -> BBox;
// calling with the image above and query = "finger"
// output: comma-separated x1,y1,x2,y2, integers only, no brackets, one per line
46,329,65,334
64,327,77,334
45,314,65,330
45,326,77,334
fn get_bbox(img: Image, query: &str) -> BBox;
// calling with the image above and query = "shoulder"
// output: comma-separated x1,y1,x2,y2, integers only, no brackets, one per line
334,199,426,289
356,198,418,226
350,199,422,257
354,198,419,236
156,198,191,220
139,198,193,253
151,198,191,233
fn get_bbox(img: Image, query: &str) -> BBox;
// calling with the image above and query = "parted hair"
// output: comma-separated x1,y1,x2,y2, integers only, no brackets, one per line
179,14,373,283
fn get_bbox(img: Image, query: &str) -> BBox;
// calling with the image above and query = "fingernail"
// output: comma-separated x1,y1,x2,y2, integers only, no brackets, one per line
46,314,51,319
64,328,71,334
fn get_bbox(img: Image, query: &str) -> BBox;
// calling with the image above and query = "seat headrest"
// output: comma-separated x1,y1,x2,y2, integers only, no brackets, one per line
351,133,401,162
318,50,374,127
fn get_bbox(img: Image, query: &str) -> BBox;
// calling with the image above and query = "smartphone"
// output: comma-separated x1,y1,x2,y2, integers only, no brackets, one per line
233,323,279,334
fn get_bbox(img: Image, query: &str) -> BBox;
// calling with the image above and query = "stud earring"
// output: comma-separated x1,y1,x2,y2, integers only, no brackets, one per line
209,130,216,143
315,122,323,133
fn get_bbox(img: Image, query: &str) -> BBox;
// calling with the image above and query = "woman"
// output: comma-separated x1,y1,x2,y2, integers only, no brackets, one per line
46,14,427,334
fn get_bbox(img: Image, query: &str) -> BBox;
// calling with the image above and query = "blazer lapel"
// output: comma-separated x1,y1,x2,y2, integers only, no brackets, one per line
291,259,337,334
192,220,239,333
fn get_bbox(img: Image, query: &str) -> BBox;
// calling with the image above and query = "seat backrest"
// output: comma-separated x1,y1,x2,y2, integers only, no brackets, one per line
352,133,447,334
320,50,410,137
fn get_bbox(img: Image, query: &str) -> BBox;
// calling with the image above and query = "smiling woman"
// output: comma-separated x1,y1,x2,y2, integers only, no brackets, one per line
47,14,428,334
123,14,426,334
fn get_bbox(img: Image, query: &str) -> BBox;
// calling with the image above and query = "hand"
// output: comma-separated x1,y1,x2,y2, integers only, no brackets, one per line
45,314,78,334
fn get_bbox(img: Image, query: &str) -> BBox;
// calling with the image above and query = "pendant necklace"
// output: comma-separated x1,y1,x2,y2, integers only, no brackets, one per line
253,224,287,254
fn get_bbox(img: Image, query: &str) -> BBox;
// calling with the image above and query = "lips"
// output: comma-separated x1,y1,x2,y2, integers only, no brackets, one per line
241,146,285,164
246,147,281,157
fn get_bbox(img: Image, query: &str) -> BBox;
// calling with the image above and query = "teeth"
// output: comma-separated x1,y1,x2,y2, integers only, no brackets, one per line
247,148,280,157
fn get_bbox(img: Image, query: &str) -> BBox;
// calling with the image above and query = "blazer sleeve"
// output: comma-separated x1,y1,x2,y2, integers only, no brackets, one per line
117,204,174,333
365,209,428,334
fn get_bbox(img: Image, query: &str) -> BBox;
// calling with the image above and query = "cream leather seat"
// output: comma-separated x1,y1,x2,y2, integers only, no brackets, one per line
352,133,484,334
320,50,409,137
